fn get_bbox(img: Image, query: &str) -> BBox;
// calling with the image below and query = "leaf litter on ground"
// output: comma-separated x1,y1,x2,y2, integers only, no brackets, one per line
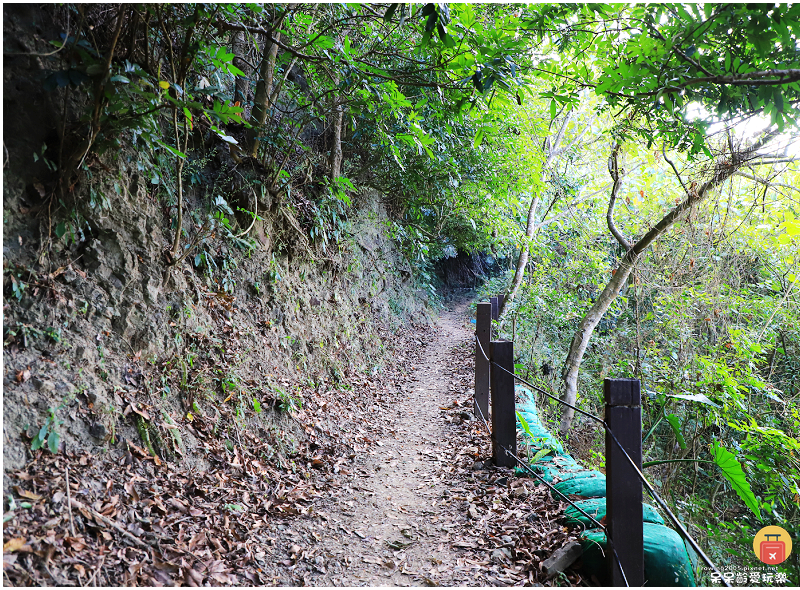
4,308,587,586
428,333,589,586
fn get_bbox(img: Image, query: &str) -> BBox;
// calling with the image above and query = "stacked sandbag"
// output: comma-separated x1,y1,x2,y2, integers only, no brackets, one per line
514,386,696,586
564,498,664,528
580,523,697,586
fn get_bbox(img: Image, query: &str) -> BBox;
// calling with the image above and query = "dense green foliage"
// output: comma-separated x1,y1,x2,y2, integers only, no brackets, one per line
530,4,800,140
25,2,800,581
483,140,800,577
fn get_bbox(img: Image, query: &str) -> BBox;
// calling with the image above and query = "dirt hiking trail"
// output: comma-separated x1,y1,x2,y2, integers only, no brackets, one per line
271,297,574,586
308,300,477,585
4,298,579,587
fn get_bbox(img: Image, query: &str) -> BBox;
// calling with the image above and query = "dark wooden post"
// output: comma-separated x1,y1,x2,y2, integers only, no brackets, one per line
475,302,492,423
605,378,644,586
490,340,516,467
497,294,505,315
490,296,499,321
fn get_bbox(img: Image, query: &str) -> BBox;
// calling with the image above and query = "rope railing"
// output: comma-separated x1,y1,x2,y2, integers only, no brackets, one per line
471,381,608,532
474,329,730,587
474,335,630,587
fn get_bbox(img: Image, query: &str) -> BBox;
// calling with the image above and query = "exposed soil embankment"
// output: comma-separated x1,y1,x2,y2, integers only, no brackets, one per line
4,299,583,587
3,3,430,488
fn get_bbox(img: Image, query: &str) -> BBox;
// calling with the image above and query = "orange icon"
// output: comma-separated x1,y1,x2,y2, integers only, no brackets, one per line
753,526,792,565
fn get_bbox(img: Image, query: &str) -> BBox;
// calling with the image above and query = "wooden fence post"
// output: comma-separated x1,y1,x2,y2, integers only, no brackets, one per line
490,296,499,321
605,378,644,586
475,302,492,423
490,340,516,467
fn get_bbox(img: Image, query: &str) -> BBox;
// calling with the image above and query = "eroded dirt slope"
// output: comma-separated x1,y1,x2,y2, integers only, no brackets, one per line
4,298,583,587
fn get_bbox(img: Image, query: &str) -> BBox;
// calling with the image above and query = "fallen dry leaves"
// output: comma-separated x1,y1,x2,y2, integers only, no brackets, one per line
432,335,589,586
2,322,440,586
3,307,588,587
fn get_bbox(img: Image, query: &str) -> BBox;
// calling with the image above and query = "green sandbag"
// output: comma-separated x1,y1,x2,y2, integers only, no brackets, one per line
516,415,551,436
516,418,551,439
519,453,582,481
553,472,607,497
515,386,536,405
564,498,664,527
580,523,697,586
555,469,601,482
514,387,693,586
520,426,557,442
530,438,565,455
531,466,600,484
516,454,576,479
532,461,584,482
537,453,580,466
516,404,566,455
516,427,566,455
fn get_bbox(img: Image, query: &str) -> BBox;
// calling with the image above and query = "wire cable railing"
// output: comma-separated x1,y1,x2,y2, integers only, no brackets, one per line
471,388,631,586
471,385,607,531
474,333,730,588
474,336,631,586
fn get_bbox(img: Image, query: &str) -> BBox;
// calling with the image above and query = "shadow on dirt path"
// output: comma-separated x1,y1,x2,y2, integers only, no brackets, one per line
307,297,481,585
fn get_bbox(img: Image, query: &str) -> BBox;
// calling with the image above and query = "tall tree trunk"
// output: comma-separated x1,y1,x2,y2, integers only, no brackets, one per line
246,24,281,158
329,95,344,182
560,253,636,433
170,113,189,258
155,4,196,261
231,31,252,111
559,130,778,434
503,194,540,310
328,28,350,183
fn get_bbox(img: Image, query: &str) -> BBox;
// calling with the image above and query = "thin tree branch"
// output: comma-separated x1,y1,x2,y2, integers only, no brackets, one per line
630,129,781,259
662,142,690,197
606,142,631,250
734,171,800,195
